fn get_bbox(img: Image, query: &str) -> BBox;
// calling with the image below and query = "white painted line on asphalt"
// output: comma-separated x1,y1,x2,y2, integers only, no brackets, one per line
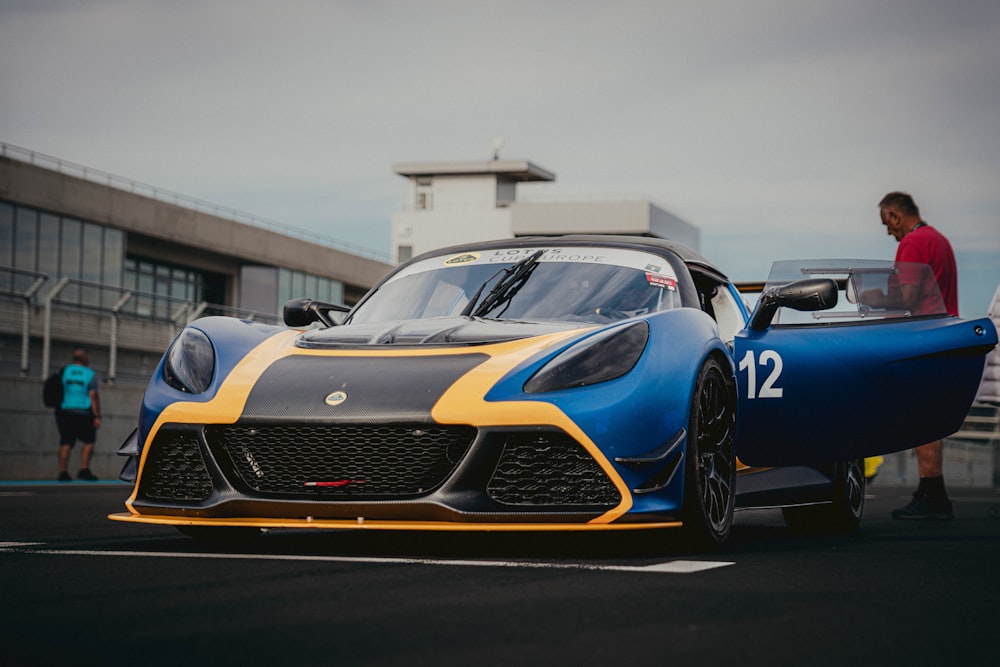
634,560,733,573
0,543,733,574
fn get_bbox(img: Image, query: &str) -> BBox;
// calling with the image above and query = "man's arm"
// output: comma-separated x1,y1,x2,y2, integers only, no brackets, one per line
861,282,919,311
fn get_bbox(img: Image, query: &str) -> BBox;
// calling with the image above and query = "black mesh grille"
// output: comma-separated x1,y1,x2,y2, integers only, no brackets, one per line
206,424,476,498
487,433,620,507
140,430,213,501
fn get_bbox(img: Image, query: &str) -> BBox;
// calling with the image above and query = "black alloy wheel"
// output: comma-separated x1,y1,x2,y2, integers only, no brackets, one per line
681,356,737,548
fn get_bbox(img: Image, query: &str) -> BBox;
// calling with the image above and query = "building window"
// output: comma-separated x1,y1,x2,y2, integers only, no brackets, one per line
38,213,60,276
0,199,350,326
124,257,206,321
0,200,124,307
240,265,279,315
276,268,344,313
14,207,37,273
0,202,13,269
496,180,516,207
416,191,432,210
397,245,413,263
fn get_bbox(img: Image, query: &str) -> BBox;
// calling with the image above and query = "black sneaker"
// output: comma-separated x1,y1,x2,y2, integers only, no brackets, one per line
77,468,98,481
57,471,72,482
892,491,953,520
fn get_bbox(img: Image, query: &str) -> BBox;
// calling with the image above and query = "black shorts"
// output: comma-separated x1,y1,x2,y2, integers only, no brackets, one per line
57,411,96,446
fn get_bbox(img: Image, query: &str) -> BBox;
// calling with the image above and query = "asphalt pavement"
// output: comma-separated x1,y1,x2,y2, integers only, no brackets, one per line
2,481,999,666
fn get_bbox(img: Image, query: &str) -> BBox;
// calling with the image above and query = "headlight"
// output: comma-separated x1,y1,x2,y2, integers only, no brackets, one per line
163,327,215,394
524,321,648,394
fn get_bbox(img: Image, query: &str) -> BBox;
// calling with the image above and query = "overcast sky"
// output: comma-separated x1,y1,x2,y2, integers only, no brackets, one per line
2,0,998,314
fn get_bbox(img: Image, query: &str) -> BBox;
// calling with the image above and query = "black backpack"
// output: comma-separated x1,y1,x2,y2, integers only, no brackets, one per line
43,367,65,408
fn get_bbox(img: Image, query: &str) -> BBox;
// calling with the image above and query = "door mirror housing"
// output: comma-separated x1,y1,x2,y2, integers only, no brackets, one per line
749,278,838,331
283,298,350,328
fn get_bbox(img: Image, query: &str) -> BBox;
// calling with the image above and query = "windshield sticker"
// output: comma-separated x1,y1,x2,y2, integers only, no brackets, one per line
646,273,677,290
444,253,480,266
484,248,607,264
391,246,679,284
477,247,674,273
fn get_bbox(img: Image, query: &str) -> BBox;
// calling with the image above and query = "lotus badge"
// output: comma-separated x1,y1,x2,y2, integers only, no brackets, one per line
324,390,348,406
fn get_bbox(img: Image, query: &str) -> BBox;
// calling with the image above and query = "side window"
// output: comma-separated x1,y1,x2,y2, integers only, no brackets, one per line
761,260,950,325
691,270,744,344
710,287,744,344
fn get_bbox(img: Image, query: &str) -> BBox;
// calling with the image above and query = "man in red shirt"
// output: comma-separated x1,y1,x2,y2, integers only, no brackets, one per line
878,191,958,520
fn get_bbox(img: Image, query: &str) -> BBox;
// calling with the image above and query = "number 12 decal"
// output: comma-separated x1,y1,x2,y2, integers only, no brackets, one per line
738,350,784,399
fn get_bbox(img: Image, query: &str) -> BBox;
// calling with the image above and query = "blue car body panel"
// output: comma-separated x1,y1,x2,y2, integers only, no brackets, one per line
734,314,996,466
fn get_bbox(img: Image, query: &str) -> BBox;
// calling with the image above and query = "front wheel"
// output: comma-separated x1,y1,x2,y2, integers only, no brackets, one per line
681,357,737,549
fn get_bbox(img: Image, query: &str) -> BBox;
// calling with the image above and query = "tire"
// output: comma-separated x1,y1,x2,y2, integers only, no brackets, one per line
681,357,737,549
782,459,865,533
176,526,263,543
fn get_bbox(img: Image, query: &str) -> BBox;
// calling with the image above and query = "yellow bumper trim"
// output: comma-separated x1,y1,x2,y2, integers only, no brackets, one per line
109,513,681,532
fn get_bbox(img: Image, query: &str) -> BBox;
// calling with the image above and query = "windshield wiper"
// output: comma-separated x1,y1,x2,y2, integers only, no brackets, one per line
461,249,544,318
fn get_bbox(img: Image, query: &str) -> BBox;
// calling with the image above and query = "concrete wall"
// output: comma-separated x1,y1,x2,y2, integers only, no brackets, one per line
0,300,178,358
392,173,516,260
393,207,513,261
0,298,182,385
879,444,996,488
649,203,700,250
0,375,144,480
511,200,652,235
510,200,701,251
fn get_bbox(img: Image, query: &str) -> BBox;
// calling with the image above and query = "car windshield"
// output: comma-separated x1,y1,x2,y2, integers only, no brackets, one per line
350,246,684,325
762,259,949,324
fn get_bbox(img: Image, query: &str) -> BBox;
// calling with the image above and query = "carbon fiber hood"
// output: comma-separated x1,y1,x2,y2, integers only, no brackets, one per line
296,316,586,348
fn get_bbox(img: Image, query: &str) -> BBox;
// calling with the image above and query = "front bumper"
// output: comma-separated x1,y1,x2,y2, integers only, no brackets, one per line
115,421,682,528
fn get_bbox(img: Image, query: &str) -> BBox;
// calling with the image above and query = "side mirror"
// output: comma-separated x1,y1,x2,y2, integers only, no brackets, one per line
749,278,838,331
283,298,350,328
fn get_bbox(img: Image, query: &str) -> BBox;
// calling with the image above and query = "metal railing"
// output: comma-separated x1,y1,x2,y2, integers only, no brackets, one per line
0,267,282,381
1,141,392,263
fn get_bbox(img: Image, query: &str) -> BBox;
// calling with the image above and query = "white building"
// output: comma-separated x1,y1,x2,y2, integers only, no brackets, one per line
391,160,699,263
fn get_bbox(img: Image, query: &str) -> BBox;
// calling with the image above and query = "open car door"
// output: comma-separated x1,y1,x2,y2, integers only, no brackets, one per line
733,260,997,466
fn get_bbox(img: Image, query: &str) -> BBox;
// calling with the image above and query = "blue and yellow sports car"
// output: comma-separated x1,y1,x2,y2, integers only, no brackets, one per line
110,236,996,547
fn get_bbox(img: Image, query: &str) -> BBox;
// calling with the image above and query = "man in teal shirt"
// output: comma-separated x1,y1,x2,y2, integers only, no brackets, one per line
56,348,102,481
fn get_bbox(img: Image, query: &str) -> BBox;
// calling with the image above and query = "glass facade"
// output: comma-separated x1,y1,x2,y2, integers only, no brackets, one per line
277,267,343,309
0,199,124,304
1,198,346,321
239,265,278,314
123,257,204,320
242,266,344,316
